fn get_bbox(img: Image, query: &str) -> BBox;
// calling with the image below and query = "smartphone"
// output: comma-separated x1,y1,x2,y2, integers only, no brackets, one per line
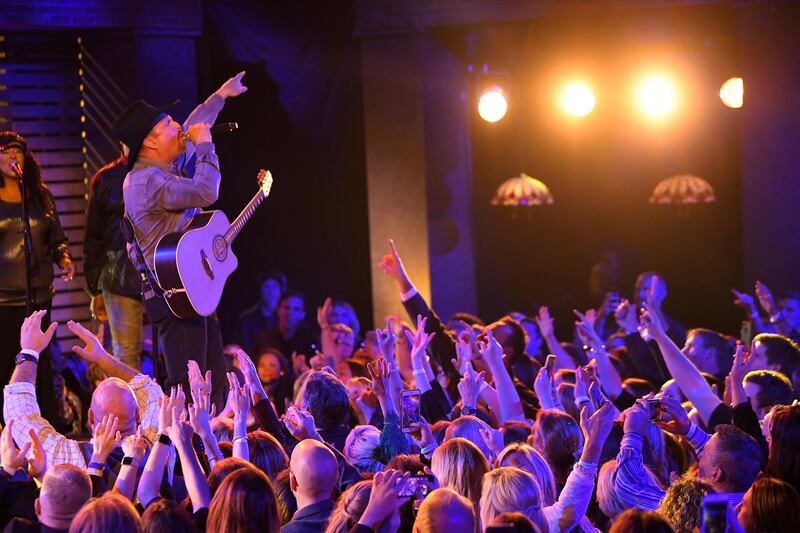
740,320,753,347
397,474,432,498
401,389,421,433
701,493,738,533
545,354,556,374
647,398,662,421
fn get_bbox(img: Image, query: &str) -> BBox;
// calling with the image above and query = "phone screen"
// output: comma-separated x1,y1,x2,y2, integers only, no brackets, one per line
397,474,431,498
401,389,421,433
545,354,556,373
701,494,736,533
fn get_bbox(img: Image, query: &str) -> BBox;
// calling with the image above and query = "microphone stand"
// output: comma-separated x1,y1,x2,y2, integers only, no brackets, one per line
14,165,35,314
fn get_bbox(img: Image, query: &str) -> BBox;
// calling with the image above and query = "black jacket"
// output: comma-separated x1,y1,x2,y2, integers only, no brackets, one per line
83,158,140,298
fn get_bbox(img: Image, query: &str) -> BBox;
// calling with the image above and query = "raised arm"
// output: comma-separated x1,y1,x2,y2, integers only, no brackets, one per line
479,328,525,422
640,303,722,425
187,361,223,467
115,426,147,500
732,288,768,334
137,391,178,507
408,316,436,393
227,372,250,462
168,402,210,511
375,322,403,412
536,306,575,371
575,310,622,400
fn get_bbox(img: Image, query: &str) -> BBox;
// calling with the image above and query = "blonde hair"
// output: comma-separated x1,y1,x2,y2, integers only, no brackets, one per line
445,416,491,459
532,410,583,486
479,467,548,533
431,437,490,510
344,425,384,474
325,480,372,533
658,476,714,533
68,492,142,533
496,443,557,506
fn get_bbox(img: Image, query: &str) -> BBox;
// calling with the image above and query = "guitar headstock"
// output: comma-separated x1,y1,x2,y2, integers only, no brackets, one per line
257,169,273,197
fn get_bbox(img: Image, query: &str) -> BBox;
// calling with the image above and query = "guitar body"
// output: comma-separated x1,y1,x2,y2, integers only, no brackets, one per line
154,210,239,318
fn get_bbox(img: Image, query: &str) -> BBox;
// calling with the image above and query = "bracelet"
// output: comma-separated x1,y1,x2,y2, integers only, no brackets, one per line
233,436,247,443
122,456,138,467
575,460,598,477
412,369,427,376
157,433,172,446
87,461,106,472
574,395,591,406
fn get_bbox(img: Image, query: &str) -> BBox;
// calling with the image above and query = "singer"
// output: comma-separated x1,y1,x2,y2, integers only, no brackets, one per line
0,131,75,424
113,71,247,406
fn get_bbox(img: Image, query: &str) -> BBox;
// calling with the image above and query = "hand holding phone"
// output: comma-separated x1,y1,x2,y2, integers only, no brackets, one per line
401,389,421,433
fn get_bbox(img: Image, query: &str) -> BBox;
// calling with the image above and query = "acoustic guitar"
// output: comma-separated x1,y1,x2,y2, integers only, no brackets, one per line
153,169,273,318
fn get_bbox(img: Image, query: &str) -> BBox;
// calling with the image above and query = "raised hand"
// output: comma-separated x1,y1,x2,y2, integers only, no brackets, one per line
121,426,147,463
1,419,31,475
291,351,311,375
409,315,435,365
217,71,247,99
651,396,691,436
622,400,650,437
26,428,47,479
367,359,392,405
579,400,616,463
574,366,592,409
457,363,485,410
407,417,436,450
67,320,110,363
477,328,504,369
376,320,397,364
639,302,666,340
188,386,215,437
598,291,621,318
535,306,555,339
226,372,249,421
235,349,267,404
188,360,212,404
20,310,58,354
317,297,333,329
480,425,505,460
614,299,639,334
534,366,556,410
377,239,412,291
283,405,320,441
167,405,194,448
755,281,777,316
574,309,604,351
452,338,473,377
90,414,121,463
732,289,758,317
359,469,411,529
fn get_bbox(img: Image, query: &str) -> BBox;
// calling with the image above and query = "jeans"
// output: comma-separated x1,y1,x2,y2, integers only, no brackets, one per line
103,290,144,370
143,293,227,408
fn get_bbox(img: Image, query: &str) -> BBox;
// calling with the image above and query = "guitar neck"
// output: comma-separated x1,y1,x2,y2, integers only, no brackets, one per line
224,190,266,243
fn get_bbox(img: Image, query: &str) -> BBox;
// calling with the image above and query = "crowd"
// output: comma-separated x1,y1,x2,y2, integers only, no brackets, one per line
3,237,800,533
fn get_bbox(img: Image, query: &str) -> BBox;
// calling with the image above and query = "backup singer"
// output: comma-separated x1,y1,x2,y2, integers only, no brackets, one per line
113,72,247,406
0,132,75,424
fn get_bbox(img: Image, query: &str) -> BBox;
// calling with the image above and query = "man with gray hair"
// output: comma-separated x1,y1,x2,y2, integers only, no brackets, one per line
5,463,91,532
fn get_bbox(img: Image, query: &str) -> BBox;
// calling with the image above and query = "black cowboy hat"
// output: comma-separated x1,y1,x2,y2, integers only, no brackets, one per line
112,100,177,170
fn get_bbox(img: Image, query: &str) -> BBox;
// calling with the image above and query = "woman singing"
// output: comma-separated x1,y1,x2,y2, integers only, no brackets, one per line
0,131,75,424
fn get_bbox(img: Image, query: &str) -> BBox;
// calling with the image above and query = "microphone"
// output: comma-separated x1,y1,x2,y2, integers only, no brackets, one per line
9,160,23,178
211,122,238,134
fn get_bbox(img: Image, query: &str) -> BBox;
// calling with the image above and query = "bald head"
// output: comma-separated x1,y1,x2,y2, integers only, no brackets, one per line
414,488,477,533
290,439,338,500
37,463,92,529
89,378,139,435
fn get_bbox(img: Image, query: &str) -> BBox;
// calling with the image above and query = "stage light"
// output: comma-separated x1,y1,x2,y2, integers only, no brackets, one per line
560,82,596,117
478,88,508,123
638,75,676,117
720,77,743,108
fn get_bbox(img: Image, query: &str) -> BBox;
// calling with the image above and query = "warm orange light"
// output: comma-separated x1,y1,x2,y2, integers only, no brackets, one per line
720,77,743,108
478,88,508,123
560,82,596,117
638,75,676,117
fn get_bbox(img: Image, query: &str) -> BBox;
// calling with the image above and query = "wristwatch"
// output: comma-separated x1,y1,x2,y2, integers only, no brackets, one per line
461,405,477,417
15,352,38,365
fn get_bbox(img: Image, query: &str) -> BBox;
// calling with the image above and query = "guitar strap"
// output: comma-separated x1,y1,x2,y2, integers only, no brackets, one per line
120,216,163,302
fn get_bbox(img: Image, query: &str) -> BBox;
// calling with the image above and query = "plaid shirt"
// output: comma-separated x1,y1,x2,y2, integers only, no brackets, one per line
3,374,163,471
612,424,710,511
